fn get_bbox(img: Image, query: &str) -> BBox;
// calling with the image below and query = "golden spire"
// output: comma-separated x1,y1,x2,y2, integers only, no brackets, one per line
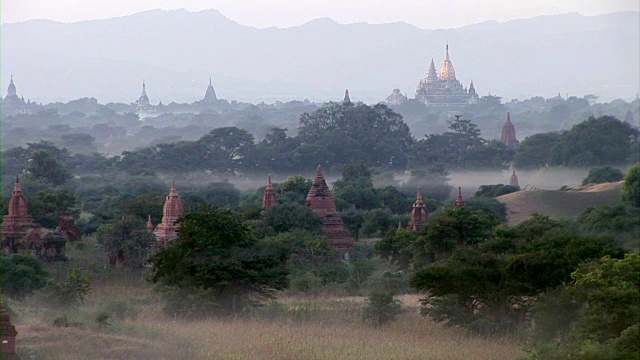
439,43,456,81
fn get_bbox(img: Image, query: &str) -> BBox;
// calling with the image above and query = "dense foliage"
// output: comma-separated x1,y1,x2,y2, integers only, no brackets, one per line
149,207,290,315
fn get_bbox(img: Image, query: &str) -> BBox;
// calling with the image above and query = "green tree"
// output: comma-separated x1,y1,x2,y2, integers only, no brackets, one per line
514,132,563,169
264,204,322,233
96,216,157,268
1,254,50,298
197,127,256,175
149,207,290,314
375,228,418,270
26,150,73,186
280,175,312,196
362,291,403,327
298,102,413,169
47,267,92,307
622,163,640,207
581,166,624,185
530,254,640,359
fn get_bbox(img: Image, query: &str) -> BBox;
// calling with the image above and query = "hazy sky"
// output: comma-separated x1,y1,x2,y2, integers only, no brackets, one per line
3,0,638,28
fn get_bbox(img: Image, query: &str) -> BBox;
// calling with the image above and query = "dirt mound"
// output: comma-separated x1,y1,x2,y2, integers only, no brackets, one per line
497,181,623,225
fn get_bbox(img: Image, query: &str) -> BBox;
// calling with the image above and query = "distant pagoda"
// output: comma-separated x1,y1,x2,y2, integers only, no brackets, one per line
262,174,278,210
305,165,354,255
501,112,519,148
408,187,429,232
153,180,184,248
343,89,352,105
453,187,467,210
510,170,519,187
202,77,218,103
415,44,479,107
135,80,153,113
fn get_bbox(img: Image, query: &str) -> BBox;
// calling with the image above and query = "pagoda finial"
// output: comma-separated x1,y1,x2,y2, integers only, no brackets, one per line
506,112,511,122
209,76,212,86
10,74,13,83
417,186,423,201
453,187,467,210
147,215,153,232
14,174,21,192
343,89,352,105
317,164,324,177
268,174,272,186
171,179,176,193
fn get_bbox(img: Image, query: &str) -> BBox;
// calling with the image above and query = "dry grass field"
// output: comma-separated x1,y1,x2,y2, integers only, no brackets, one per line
497,181,623,225
9,279,526,360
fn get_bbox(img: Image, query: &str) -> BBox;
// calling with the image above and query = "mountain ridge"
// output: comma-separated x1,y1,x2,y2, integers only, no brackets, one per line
2,10,638,103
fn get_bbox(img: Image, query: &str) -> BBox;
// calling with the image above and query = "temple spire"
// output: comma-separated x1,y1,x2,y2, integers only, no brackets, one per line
510,170,519,188
501,112,519,148
439,43,456,81
453,187,467,210
343,89,352,105
146,215,153,232
262,174,278,210
408,187,429,232
317,164,324,177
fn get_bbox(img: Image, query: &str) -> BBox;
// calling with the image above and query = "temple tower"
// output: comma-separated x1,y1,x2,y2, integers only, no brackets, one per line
439,44,457,81
3,75,24,105
306,165,354,255
343,89,352,105
262,174,278,210
501,112,519,148
453,187,467,210
408,187,429,232
202,77,218,102
510,170,519,187
146,215,154,232
426,59,438,83
1,299,18,358
154,180,184,247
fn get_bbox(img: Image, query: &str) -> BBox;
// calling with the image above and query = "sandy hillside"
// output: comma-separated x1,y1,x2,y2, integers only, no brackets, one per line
497,181,623,225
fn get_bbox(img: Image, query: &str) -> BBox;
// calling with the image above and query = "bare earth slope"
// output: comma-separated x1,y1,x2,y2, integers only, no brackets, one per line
497,181,623,225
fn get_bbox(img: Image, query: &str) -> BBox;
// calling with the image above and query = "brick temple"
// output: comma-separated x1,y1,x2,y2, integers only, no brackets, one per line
1,175,66,260
408,187,429,232
510,170,519,187
501,112,519,148
453,187,467,210
152,180,184,248
305,165,354,256
262,174,278,210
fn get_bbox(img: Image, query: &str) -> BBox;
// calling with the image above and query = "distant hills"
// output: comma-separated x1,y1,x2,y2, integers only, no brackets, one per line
2,9,638,104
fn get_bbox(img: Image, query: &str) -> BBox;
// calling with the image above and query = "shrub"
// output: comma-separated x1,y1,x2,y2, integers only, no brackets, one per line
362,291,403,327
1,254,50,298
622,163,640,207
581,166,624,185
47,267,92,307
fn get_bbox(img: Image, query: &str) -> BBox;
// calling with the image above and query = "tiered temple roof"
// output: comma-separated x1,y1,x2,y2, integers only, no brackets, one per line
262,174,278,210
408,187,429,232
501,112,519,148
1,175,66,260
415,44,479,106
305,165,354,255
153,180,184,247
453,187,467,210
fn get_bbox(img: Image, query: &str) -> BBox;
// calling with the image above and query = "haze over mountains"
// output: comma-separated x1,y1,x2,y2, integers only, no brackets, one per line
2,9,638,104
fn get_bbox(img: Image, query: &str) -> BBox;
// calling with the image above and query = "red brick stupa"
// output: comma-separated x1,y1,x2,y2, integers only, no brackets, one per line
153,180,184,248
453,187,467,210
1,299,18,358
500,112,519,149
408,187,429,232
262,174,278,210
305,165,354,255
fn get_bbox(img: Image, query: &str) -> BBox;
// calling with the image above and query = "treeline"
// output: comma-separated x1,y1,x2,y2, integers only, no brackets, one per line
5,103,636,178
